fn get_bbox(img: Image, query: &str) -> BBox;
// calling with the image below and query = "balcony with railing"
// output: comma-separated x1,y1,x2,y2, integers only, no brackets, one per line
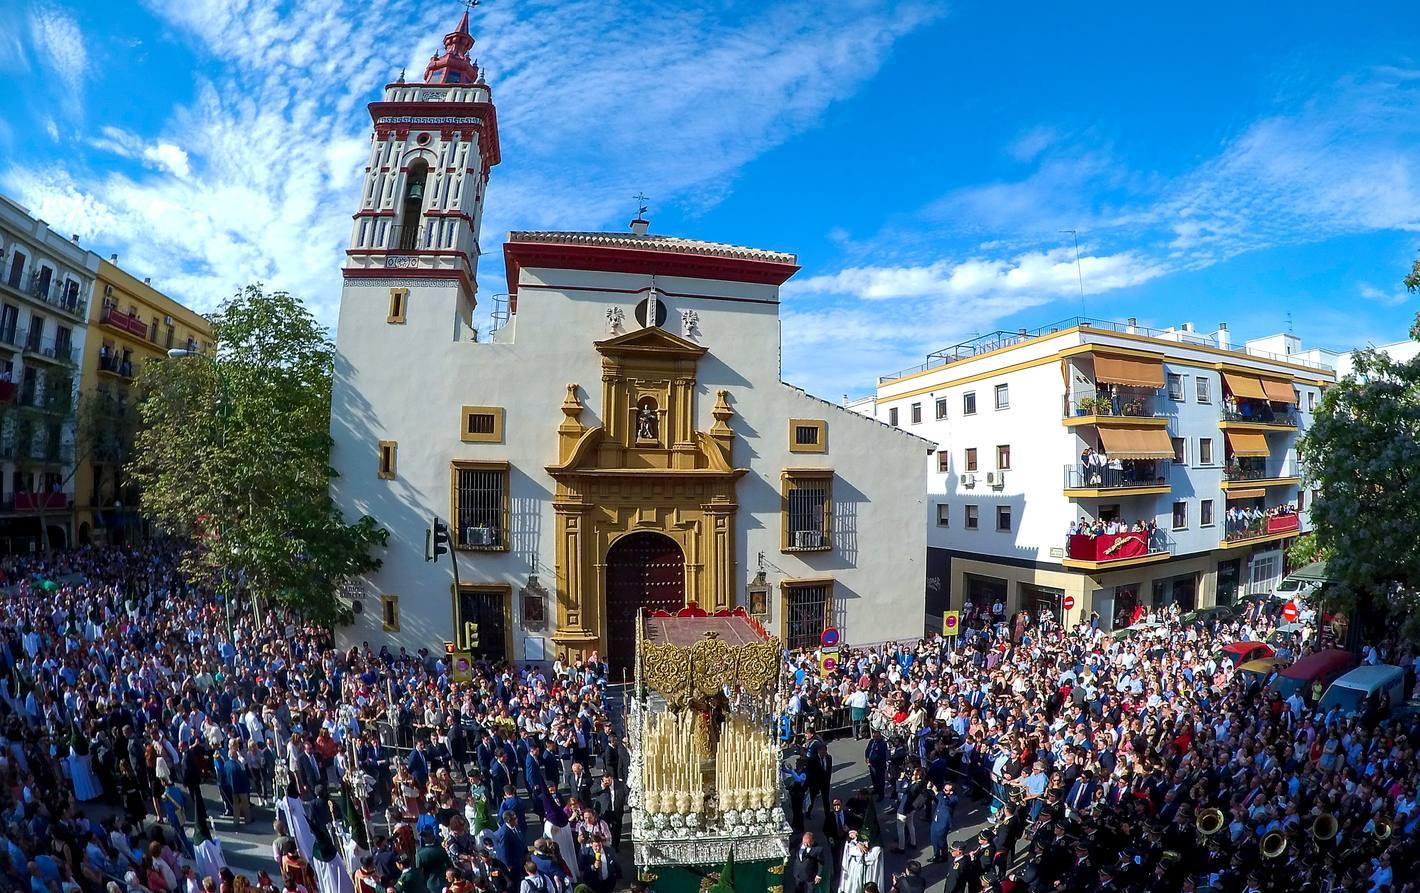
5,272,88,319
18,333,78,365
1063,387,1169,426
1222,458,1300,489
1063,527,1174,570
100,307,151,338
1063,461,1172,496
1220,505,1302,548
17,385,71,415
98,355,135,380
1220,400,1298,430
13,491,70,511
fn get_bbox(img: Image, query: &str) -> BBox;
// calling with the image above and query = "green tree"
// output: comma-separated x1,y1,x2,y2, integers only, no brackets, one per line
130,285,386,627
1299,256,1420,637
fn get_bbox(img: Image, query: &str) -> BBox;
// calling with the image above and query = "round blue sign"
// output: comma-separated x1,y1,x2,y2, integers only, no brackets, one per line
821,627,840,648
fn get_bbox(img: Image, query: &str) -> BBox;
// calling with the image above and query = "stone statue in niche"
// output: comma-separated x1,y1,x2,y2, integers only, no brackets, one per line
636,397,659,441
680,309,699,338
606,306,625,333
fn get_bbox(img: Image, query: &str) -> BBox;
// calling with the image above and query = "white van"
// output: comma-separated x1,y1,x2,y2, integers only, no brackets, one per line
1319,664,1407,718
1272,561,1328,603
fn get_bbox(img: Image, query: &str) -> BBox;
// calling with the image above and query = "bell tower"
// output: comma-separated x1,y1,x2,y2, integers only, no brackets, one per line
342,10,501,319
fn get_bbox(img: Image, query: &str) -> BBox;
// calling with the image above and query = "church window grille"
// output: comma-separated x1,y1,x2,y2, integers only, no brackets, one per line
460,406,504,443
452,461,509,551
783,582,831,652
782,470,832,552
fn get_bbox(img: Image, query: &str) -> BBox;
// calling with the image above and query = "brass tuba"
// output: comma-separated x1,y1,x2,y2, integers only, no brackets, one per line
1311,813,1339,842
1261,831,1287,859
1374,819,1392,841
1197,808,1225,837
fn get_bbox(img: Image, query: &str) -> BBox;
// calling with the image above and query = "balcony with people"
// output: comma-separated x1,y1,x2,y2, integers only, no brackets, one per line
1221,449,1300,489
1063,454,1172,497
97,343,135,380
1063,351,1170,427
1063,515,1173,569
1220,371,1299,431
1221,500,1301,547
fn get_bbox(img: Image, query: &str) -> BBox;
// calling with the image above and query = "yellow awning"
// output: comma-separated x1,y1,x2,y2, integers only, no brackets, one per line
1223,372,1268,400
1094,354,1165,389
1098,426,1176,460
1260,378,1296,403
1226,488,1266,500
1226,431,1270,458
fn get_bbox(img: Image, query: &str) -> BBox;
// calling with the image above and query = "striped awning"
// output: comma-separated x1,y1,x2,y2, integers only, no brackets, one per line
1097,426,1175,460
1226,431,1270,458
1226,488,1266,500
1223,372,1268,400
1094,354,1165,389
1260,378,1296,403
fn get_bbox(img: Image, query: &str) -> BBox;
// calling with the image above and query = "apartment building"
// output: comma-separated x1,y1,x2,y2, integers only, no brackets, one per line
75,257,212,545
0,195,96,552
859,317,1334,630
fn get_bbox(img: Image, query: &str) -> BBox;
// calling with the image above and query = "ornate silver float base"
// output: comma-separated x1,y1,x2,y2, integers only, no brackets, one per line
634,829,789,867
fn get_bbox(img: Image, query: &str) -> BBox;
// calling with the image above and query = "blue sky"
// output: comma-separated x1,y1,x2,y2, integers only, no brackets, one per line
2,0,1418,397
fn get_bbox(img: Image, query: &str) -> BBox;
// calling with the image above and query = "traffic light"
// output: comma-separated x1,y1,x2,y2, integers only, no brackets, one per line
432,518,451,558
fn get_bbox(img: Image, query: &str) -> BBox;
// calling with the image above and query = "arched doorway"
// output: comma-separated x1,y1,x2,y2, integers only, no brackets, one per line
605,531,685,673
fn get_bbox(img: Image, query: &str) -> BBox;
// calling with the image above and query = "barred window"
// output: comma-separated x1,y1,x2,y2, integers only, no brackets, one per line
453,462,509,550
795,425,819,445
782,471,831,552
784,583,830,652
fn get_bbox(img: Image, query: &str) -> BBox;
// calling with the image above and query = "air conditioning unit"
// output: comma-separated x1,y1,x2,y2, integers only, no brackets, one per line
164,315,174,327
987,471,1005,488
463,527,497,547
794,530,824,550
960,473,976,488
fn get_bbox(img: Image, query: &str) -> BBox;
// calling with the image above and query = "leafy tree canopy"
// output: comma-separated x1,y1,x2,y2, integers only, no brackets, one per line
131,285,386,626
1300,253,1420,637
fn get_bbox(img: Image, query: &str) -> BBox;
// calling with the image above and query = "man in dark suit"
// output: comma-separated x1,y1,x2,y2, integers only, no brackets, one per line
475,731,498,794
567,762,593,806
1064,770,1098,818
889,860,926,893
803,728,831,819
788,831,824,893
490,810,527,879
523,741,547,811
823,798,850,885
592,773,628,850
604,733,630,783
406,739,430,790
489,750,514,802
865,730,889,802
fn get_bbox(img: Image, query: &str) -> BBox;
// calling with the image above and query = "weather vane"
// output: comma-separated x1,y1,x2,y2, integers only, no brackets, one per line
461,0,480,10
633,192,650,219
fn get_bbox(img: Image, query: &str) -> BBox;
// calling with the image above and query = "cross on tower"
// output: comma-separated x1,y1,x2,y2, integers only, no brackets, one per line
633,192,650,218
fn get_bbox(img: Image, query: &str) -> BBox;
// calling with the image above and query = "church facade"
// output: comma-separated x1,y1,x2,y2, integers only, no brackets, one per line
329,14,931,670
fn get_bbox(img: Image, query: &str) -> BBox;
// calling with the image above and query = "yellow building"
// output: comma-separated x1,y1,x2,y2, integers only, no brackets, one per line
75,258,211,545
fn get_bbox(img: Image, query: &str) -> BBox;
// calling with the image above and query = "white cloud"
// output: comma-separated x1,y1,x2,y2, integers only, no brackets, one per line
28,6,86,107
5,0,941,325
1358,283,1409,307
1007,126,1056,163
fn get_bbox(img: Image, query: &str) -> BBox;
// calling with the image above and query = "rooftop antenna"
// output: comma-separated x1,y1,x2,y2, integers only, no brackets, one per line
1286,311,1294,334
1061,229,1085,319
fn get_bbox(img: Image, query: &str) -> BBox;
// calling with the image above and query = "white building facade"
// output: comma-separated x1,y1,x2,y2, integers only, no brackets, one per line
329,14,931,669
0,195,94,552
861,318,1334,630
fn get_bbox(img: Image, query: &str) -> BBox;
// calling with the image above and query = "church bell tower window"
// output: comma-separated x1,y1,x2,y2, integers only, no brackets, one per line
396,160,429,251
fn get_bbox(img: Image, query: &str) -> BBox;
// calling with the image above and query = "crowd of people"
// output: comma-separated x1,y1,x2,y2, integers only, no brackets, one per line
1075,449,1165,489
1224,503,1299,541
1066,517,1161,540
778,598,1420,893
0,542,646,893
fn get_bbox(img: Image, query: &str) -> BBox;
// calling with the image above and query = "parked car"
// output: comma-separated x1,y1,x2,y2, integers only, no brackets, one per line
1266,648,1359,701
1217,641,1275,668
1184,604,1239,625
1318,664,1406,718
1238,657,1289,688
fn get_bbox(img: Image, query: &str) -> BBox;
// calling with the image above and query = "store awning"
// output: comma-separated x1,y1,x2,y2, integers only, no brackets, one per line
1223,372,1268,400
1094,353,1165,389
1225,488,1266,500
1097,426,1175,460
1260,378,1296,403
1226,431,1270,458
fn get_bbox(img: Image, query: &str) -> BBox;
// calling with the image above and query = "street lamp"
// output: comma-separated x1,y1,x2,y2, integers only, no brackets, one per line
167,347,236,643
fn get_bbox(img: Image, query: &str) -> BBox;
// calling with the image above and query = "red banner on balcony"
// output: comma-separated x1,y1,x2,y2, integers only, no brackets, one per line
1068,531,1151,562
14,493,68,511
102,310,150,338
1266,514,1300,535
